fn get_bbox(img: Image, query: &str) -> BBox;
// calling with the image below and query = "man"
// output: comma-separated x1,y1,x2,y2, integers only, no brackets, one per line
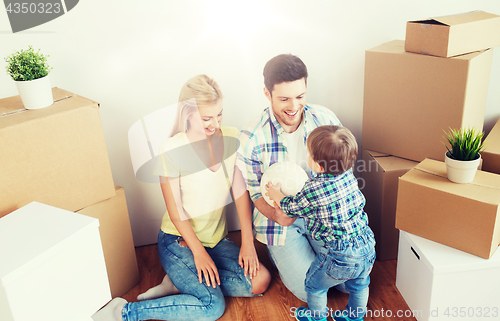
237,54,342,301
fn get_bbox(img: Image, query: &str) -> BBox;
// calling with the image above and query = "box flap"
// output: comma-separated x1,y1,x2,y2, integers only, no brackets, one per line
0,88,100,129
364,149,389,158
433,10,500,27
0,87,74,116
403,159,500,205
366,39,405,54
369,152,419,172
368,39,486,60
484,118,500,154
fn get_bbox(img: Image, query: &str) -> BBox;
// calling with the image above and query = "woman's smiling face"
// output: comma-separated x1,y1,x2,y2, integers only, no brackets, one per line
187,99,223,137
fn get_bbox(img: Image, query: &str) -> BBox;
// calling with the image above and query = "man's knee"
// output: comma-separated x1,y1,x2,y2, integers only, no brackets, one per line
251,265,271,295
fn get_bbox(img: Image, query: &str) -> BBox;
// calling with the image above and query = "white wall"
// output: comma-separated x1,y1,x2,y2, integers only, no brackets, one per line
1,0,499,246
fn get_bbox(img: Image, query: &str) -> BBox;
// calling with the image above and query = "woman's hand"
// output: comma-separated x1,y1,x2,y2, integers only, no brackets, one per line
238,242,260,279
193,248,220,288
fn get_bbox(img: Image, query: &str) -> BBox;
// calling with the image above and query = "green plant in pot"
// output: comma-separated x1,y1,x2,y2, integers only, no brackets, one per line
443,127,485,183
5,46,54,110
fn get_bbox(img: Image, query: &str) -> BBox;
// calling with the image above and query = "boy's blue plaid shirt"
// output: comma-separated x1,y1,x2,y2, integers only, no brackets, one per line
237,104,341,246
280,171,369,242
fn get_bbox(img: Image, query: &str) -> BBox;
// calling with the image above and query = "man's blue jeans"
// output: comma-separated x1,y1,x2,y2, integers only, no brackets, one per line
121,231,255,321
306,228,376,320
267,218,325,302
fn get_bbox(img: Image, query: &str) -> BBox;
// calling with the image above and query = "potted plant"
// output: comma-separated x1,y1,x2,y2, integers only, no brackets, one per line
5,46,53,110
443,127,485,183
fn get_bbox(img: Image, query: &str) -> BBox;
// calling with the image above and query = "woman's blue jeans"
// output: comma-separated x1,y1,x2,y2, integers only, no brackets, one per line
121,231,255,321
305,228,376,320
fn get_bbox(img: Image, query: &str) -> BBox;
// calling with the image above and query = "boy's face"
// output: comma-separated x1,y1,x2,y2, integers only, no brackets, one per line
264,78,307,133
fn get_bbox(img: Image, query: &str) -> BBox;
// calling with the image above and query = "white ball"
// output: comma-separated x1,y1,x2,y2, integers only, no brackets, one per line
260,161,309,206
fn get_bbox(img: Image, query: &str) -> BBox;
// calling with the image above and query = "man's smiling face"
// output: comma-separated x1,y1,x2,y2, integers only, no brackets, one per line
265,77,307,133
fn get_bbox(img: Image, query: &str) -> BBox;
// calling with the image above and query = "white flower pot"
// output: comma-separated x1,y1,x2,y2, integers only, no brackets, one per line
444,152,481,184
15,75,54,110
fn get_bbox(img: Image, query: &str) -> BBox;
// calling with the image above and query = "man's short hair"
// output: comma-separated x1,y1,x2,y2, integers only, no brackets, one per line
307,125,358,176
263,54,308,93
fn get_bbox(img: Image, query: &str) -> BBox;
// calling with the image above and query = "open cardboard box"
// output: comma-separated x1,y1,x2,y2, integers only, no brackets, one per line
362,40,493,162
482,118,500,175
405,10,500,57
0,88,116,217
395,158,500,259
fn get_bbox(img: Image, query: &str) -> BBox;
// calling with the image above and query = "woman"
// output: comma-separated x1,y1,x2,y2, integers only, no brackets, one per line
93,75,271,321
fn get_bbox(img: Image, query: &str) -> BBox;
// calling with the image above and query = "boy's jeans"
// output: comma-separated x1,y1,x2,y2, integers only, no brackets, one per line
305,228,376,320
121,231,255,321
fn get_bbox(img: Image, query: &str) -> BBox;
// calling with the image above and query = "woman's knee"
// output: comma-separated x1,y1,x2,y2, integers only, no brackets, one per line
251,264,271,295
200,292,225,321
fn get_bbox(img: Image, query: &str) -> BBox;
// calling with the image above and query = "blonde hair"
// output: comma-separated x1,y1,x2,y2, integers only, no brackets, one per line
169,74,223,137
307,125,358,175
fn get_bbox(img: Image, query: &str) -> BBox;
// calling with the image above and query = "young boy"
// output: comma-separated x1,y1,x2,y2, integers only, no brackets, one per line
265,125,376,321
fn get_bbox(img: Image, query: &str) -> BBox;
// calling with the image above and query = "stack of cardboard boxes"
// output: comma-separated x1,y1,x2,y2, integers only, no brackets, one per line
0,88,139,298
361,10,500,319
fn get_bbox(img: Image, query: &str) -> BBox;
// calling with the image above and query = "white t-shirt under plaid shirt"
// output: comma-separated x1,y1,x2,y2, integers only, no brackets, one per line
236,104,341,246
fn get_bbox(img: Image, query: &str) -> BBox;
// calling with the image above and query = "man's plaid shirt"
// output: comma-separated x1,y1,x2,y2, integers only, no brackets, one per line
237,104,341,246
280,171,369,242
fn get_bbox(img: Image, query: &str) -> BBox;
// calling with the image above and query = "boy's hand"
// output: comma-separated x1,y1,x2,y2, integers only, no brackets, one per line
272,201,296,226
265,181,285,204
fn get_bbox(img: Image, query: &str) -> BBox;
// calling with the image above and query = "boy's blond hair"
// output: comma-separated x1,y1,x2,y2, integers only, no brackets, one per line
307,125,358,175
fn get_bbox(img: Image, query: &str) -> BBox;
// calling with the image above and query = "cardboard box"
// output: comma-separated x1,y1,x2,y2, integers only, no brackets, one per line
0,88,116,218
0,202,111,321
77,186,140,297
361,149,418,261
482,118,500,175
396,231,500,321
405,10,500,58
395,158,500,259
362,40,493,162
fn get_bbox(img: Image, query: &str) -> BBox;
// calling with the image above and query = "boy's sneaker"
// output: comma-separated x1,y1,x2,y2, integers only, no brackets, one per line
294,306,328,321
333,310,363,321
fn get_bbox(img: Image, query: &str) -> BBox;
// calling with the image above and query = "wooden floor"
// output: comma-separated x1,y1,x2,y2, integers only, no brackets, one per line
122,232,416,321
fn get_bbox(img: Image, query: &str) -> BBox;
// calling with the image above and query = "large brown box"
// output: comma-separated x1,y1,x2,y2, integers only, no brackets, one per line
361,149,418,261
0,88,116,217
405,10,500,58
77,186,140,297
482,118,500,175
362,40,493,162
395,158,500,259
